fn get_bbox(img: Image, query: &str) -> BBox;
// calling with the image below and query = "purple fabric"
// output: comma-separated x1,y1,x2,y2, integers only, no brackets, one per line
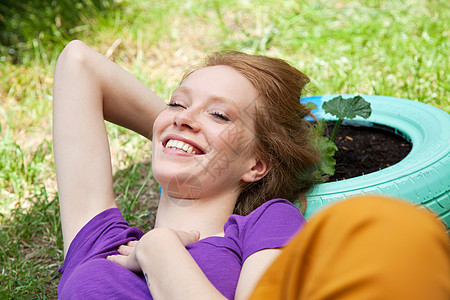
58,198,306,299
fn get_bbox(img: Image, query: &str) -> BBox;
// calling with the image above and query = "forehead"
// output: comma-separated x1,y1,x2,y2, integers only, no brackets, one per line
179,65,258,111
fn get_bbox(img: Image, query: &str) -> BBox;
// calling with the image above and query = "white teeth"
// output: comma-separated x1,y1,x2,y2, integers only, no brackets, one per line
166,140,175,148
166,139,197,154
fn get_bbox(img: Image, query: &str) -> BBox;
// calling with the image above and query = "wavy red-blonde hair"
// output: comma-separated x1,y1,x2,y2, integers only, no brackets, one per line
182,51,319,215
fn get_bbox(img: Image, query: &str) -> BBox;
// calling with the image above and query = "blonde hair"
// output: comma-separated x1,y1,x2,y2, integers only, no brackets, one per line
183,51,319,215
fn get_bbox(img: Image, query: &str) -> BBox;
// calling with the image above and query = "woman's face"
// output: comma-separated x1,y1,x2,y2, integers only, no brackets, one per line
152,65,263,199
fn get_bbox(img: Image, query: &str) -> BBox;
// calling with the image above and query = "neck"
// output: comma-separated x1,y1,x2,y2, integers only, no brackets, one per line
154,189,238,239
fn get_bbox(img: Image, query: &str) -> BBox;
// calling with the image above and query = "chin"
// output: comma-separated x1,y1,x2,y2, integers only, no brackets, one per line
154,167,204,199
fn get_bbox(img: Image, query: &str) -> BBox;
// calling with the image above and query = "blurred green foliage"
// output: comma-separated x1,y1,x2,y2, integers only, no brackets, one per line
0,0,119,64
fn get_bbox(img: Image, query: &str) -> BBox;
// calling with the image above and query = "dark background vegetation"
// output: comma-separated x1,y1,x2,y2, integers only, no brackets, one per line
0,0,116,64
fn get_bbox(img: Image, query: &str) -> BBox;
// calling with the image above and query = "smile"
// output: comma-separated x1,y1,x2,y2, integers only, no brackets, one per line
164,139,204,155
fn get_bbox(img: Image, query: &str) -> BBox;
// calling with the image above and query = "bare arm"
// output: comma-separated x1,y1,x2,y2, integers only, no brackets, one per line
107,228,227,299
137,229,227,300
107,229,281,300
53,40,166,255
234,249,282,300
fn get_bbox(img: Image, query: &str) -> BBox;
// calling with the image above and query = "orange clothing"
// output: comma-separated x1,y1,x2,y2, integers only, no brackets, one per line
249,195,450,300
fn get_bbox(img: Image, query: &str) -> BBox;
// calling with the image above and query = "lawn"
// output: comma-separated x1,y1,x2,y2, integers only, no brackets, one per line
1,0,449,297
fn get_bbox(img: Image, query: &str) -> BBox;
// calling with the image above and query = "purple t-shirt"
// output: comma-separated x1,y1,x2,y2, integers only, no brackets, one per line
58,198,306,299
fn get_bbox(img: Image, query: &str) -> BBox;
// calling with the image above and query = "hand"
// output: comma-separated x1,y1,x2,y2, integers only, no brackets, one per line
107,240,141,273
106,229,200,273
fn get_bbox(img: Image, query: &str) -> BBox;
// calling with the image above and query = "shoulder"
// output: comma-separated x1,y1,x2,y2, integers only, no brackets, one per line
225,199,306,261
229,198,305,229
253,198,305,219
245,198,306,233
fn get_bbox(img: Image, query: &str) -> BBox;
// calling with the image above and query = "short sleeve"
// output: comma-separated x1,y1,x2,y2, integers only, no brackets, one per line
239,199,306,261
57,208,151,299
58,208,144,277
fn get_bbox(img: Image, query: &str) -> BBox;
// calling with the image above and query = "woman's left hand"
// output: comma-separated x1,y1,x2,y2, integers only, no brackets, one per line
107,240,141,273
108,228,227,299
106,228,200,273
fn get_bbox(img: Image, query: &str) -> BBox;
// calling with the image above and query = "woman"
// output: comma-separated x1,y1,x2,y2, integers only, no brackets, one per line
54,41,450,300
54,40,318,299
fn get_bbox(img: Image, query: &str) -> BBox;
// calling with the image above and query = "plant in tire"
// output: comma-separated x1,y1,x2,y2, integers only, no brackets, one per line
323,95,372,142
304,95,450,227
310,95,372,182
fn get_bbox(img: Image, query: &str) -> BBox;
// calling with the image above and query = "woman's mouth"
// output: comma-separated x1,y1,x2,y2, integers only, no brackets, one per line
164,139,205,155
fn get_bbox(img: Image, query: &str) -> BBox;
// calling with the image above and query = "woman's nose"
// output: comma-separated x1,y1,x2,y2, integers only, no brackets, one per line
172,108,200,131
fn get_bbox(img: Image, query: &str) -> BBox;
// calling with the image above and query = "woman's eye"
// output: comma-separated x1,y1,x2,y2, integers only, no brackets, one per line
168,102,185,108
212,111,230,122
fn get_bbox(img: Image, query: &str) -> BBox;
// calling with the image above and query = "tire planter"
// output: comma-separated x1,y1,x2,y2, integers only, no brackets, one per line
302,95,450,229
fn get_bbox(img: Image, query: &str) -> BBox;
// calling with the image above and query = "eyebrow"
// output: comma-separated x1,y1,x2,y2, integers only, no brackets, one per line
172,86,241,113
172,86,191,97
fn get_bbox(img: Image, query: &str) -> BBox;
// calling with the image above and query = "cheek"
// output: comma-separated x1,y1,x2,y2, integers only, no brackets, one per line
214,123,256,160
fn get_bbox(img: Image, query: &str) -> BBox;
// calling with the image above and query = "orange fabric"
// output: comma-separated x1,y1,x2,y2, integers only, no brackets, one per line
249,195,450,300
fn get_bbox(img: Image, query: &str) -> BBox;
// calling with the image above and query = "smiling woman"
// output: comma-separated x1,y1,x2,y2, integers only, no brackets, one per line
53,40,318,299
52,40,449,300
152,65,267,213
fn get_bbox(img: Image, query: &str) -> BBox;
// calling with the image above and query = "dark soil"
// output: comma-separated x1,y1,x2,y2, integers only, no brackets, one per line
325,122,412,182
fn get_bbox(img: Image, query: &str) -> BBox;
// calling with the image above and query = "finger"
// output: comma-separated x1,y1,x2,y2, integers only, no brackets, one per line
118,244,134,256
107,254,141,273
127,240,139,247
107,254,127,266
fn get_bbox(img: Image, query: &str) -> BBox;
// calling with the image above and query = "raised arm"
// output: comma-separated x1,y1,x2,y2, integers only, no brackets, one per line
53,40,166,255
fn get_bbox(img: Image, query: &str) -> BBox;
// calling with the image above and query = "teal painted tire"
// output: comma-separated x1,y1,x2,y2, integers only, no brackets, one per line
303,95,450,228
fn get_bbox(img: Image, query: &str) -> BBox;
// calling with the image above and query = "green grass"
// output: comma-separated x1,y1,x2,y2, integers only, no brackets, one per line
1,0,449,297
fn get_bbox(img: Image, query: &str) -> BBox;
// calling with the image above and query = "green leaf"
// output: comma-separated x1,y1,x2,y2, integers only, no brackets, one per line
322,95,372,120
304,102,317,110
315,138,337,177
309,119,337,181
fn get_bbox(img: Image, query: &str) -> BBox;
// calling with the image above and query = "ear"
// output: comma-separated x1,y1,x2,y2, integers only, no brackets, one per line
241,157,271,183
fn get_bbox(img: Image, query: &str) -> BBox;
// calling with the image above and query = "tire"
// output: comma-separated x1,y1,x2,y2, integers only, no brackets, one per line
302,95,450,228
